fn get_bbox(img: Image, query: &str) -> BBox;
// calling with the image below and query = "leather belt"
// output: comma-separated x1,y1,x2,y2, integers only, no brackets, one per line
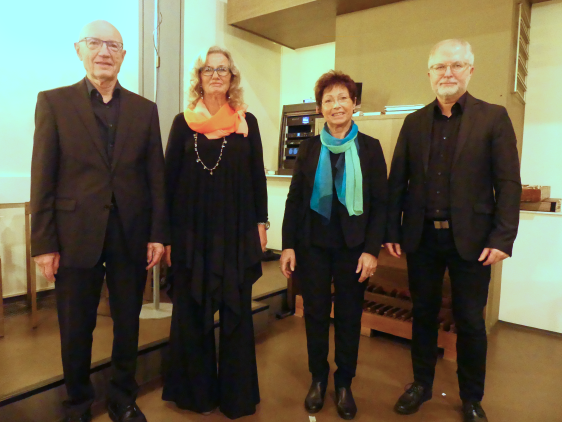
432,220,450,229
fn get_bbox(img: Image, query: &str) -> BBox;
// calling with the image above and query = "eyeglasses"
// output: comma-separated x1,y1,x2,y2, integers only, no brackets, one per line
322,95,352,107
200,66,231,77
78,37,124,52
429,62,470,75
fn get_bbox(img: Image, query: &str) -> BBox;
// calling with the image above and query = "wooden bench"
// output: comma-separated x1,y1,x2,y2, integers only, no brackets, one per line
24,202,38,329
0,257,4,337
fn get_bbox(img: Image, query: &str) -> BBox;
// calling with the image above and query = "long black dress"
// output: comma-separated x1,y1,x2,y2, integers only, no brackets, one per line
162,111,267,419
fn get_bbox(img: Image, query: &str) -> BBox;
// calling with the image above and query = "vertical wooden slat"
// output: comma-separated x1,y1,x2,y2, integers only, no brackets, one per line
0,257,5,338
286,276,295,311
25,202,38,329
143,270,153,302
97,279,112,317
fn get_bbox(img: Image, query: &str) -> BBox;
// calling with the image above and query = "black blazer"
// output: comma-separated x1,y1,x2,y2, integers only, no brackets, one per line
282,132,388,257
386,93,521,260
30,79,169,267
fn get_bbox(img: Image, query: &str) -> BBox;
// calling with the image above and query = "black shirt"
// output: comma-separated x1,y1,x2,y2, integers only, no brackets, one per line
85,77,121,163
310,151,346,248
425,92,467,220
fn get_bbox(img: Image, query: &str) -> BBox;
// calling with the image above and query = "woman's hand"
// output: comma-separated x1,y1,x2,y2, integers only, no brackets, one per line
356,252,378,282
280,249,296,279
384,243,402,258
258,224,267,252
164,245,172,267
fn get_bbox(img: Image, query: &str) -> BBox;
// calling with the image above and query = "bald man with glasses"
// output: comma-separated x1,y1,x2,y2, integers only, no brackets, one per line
385,39,521,422
31,20,168,422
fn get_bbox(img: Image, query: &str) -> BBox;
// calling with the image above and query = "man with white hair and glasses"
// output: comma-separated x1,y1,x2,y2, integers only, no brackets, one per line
385,39,521,421
31,20,168,422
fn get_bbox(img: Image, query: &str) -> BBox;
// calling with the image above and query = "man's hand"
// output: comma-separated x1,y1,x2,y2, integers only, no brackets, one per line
146,243,165,270
164,245,172,267
279,249,296,279
34,252,60,283
478,248,509,266
258,224,267,252
356,252,378,282
385,243,402,258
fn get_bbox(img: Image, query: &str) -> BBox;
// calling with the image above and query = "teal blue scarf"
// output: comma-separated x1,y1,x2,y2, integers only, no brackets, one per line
310,122,363,221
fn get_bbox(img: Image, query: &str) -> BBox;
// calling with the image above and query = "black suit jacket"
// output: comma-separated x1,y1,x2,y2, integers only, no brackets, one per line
282,132,388,257
30,79,169,267
386,93,521,260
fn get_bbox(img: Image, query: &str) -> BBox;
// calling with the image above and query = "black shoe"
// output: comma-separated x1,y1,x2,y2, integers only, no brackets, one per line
335,387,357,420
64,409,92,422
304,380,327,413
462,401,488,422
107,401,147,422
394,382,432,415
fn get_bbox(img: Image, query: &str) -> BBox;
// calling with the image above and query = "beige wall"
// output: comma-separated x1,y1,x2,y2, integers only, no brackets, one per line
280,42,336,107
223,25,283,172
335,0,528,153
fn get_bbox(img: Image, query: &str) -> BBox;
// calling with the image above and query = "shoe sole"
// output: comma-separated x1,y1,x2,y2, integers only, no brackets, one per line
107,407,147,422
337,409,356,420
393,396,430,415
305,403,324,413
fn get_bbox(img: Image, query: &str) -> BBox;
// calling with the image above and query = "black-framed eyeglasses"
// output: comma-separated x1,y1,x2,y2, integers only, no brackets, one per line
78,37,124,52
200,66,231,77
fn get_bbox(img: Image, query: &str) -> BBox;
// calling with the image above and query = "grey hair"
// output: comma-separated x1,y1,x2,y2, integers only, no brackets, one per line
428,39,475,68
187,46,244,110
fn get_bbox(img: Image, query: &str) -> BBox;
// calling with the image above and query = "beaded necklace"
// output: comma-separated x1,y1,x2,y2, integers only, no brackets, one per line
194,133,227,175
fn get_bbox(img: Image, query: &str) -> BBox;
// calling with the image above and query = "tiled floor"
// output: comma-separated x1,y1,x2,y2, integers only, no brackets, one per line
92,316,562,422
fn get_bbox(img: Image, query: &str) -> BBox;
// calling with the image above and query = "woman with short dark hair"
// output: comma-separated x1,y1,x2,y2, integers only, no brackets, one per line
280,70,388,420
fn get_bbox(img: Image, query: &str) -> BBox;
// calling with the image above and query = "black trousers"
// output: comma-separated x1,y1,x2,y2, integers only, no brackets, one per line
406,222,491,402
54,210,147,417
296,244,367,389
162,265,260,420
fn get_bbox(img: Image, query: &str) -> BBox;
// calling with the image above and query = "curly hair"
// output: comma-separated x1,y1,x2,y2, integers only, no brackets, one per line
186,46,244,110
314,70,357,108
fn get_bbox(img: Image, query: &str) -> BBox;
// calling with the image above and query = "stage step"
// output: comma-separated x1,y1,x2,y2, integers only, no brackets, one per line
0,299,273,422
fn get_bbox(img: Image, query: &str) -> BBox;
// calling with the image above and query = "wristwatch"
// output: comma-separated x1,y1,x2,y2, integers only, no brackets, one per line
258,221,270,230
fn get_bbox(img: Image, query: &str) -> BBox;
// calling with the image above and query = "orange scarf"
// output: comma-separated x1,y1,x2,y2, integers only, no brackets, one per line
184,99,249,139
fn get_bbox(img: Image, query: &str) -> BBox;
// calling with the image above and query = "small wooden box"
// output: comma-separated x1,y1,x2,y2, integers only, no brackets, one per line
521,185,551,202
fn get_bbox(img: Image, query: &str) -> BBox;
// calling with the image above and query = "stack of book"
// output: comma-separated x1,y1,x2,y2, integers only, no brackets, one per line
383,104,425,115
520,185,560,212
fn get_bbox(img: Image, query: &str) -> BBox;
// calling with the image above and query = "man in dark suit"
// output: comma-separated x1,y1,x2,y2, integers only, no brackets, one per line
385,39,521,422
31,20,168,422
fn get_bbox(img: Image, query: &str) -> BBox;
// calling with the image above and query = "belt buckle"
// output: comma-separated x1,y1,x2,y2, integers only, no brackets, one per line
433,220,450,229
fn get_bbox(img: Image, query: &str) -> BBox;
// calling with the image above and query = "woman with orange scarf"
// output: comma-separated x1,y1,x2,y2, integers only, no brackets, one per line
162,46,268,419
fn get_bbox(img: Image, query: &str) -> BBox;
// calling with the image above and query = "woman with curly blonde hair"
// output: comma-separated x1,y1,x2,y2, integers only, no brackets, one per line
162,46,268,419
